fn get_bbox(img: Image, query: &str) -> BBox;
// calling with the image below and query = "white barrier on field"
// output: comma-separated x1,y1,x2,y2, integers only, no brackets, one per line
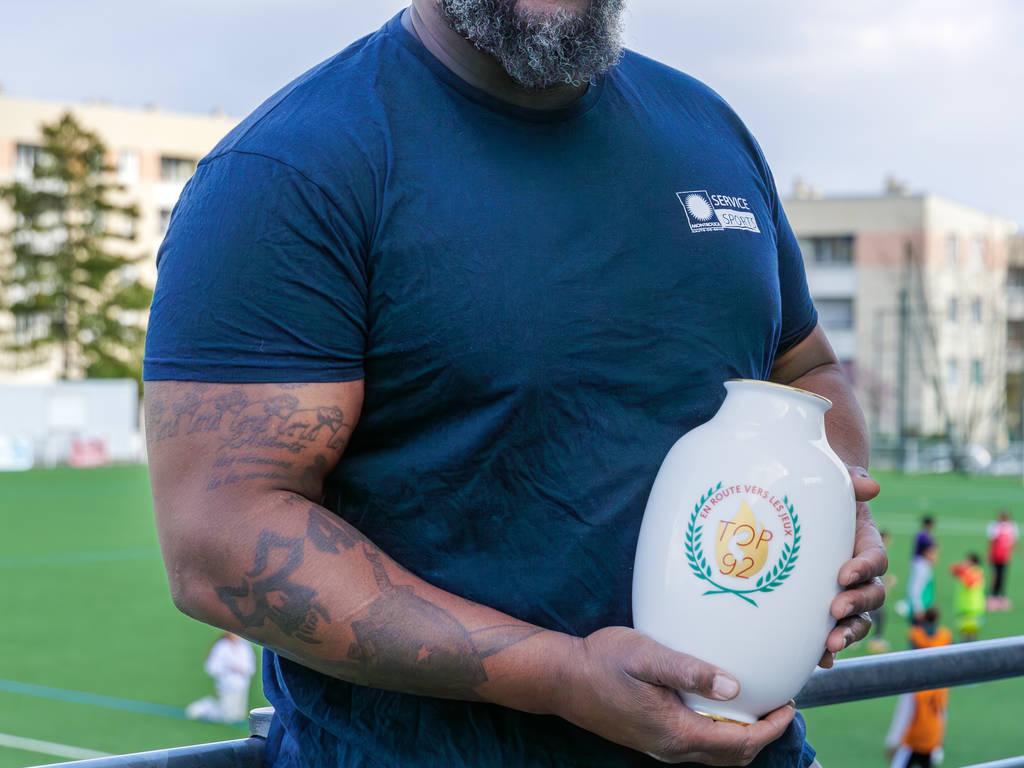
0,380,141,469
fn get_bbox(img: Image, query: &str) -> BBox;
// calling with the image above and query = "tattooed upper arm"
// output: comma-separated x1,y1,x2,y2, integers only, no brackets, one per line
147,380,549,700
145,380,364,501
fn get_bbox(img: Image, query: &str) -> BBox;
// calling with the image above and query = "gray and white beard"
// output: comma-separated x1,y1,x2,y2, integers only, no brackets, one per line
437,0,625,90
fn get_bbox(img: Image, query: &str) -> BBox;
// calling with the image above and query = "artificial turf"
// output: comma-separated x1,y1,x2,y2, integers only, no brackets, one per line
0,465,1021,766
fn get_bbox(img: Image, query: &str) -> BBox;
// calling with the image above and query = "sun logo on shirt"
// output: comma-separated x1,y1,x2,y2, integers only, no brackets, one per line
684,193,715,222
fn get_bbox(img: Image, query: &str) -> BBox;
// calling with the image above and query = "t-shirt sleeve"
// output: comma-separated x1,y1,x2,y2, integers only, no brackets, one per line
770,177,817,355
705,86,818,357
143,150,368,383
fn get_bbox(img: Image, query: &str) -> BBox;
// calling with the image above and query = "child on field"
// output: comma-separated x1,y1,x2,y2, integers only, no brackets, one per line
185,632,256,723
885,608,952,768
950,553,985,642
987,509,1019,610
906,541,938,627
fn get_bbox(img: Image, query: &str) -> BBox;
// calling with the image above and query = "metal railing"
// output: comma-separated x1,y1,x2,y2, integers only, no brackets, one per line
34,636,1024,768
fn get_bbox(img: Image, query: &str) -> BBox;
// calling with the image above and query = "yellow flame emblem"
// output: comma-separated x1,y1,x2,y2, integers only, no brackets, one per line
715,500,774,579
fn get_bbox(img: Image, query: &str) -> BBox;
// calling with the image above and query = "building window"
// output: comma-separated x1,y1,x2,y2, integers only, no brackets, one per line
1010,267,1024,288
15,144,42,176
971,297,982,325
946,235,959,268
947,297,958,324
946,360,959,391
971,360,983,386
817,298,854,330
160,156,196,182
801,236,854,266
118,149,140,184
158,208,172,234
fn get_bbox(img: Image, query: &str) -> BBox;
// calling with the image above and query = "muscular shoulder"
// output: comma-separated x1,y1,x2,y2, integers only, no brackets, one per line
199,17,411,191
612,50,766,167
615,50,738,120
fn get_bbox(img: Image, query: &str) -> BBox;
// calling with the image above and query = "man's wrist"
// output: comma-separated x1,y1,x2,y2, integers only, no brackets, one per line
478,629,579,717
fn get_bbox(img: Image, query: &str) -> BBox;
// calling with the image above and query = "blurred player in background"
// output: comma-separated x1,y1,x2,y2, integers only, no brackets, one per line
906,541,938,627
884,607,951,768
913,517,936,561
949,552,985,642
185,632,256,723
987,509,1019,610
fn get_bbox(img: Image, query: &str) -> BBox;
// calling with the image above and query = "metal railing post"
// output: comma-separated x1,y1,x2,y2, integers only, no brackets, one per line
796,635,1024,708
28,637,1024,766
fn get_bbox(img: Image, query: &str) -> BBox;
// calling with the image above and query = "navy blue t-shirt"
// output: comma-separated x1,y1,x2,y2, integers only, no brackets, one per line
145,12,818,768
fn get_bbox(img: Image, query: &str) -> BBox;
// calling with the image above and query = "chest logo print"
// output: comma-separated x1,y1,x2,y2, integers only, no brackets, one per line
677,189,761,234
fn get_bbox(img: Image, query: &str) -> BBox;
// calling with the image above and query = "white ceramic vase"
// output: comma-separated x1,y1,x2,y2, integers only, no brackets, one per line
632,379,855,723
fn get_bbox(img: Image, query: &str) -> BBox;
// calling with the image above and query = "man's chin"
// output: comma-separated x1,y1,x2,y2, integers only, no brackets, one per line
439,0,625,91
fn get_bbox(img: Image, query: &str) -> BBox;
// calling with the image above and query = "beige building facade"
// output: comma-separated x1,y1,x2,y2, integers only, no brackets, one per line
785,186,1019,451
0,94,238,382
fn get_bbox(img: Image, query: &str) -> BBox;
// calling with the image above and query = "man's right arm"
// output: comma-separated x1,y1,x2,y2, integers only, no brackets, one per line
147,379,793,765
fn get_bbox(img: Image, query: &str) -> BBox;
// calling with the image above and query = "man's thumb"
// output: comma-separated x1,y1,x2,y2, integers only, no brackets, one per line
636,638,740,701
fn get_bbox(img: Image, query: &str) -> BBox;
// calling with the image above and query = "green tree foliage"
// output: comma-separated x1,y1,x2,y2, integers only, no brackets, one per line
1,112,152,381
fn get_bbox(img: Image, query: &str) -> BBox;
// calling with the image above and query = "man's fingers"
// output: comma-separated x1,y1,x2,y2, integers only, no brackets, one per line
831,577,885,620
817,650,835,668
847,465,880,502
825,613,872,653
632,637,740,701
839,503,888,587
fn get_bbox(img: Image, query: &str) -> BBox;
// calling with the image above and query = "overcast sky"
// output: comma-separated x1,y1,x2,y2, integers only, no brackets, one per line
2,0,1021,225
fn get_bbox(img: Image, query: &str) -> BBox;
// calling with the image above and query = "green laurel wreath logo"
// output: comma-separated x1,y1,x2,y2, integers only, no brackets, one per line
684,481,801,607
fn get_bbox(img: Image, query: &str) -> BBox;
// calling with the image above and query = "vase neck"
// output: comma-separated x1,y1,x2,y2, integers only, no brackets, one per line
717,380,830,439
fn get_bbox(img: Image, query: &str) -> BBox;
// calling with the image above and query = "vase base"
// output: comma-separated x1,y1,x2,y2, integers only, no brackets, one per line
691,709,751,726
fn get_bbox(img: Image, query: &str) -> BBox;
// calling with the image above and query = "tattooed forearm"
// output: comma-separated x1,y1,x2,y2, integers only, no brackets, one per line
335,553,543,698
215,528,330,644
215,505,543,699
307,505,368,552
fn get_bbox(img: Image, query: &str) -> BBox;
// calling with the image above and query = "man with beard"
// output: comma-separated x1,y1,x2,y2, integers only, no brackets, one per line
144,1,886,766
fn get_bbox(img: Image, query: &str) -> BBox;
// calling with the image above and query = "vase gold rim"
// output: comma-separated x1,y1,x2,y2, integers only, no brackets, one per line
691,709,753,727
725,379,833,408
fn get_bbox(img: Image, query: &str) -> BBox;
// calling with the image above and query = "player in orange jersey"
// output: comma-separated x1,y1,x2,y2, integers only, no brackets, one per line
885,608,951,767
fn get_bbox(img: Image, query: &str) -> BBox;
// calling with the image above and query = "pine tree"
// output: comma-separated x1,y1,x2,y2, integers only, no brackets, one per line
1,112,152,381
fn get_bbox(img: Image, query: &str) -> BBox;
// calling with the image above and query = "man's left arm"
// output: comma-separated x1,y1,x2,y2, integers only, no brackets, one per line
770,324,888,667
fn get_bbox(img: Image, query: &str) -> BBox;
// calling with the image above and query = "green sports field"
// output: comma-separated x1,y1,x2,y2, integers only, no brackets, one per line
1,466,1022,767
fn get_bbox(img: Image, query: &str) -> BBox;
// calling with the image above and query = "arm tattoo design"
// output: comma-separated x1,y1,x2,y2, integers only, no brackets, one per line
215,529,330,644
149,385,350,450
147,384,351,491
216,506,543,699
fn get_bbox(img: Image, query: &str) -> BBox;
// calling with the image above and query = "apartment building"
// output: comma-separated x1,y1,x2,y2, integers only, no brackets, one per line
1006,235,1024,439
0,93,237,381
784,182,1020,449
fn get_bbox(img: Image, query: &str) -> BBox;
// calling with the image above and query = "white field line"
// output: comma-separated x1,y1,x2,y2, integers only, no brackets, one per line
0,732,109,761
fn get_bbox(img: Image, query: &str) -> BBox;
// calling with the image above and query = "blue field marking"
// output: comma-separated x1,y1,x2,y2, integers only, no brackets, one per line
0,679,247,730
0,547,161,568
